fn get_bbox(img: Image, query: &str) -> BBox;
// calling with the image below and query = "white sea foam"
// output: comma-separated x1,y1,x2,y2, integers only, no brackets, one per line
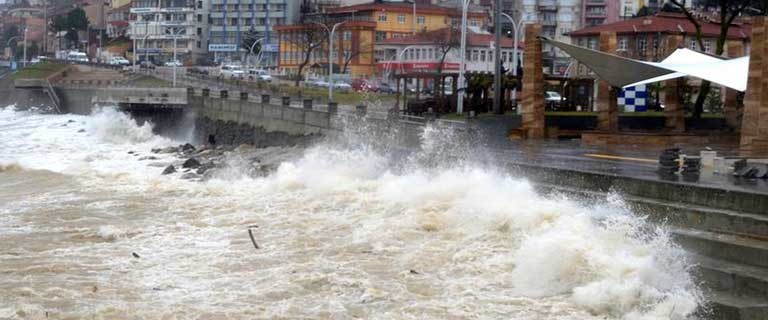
0,106,703,319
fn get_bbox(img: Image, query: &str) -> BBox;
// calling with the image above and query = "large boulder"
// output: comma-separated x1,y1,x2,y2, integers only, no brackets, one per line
162,165,176,175
182,157,201,169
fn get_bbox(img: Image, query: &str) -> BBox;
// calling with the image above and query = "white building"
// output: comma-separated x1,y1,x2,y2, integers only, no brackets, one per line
129,0,205,64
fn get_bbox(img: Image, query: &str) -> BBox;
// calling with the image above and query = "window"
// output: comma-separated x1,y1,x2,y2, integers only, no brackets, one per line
375,31,387,41
638,38,647,56
502,51,508,62
378,12,387,22
417,15,425,24
618,37,628,51
343,31,352,41
230,18,238,26
197,14,202,22
398,14,406,24
469,19,479,27
689,39,698,50
588,38,597,50
196,1,201,9
196,27,201,35
480,50,486,62
704,40,712,53
471,50,478,61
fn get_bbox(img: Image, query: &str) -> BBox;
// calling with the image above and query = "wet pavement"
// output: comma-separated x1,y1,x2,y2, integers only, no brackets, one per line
483,137,768,195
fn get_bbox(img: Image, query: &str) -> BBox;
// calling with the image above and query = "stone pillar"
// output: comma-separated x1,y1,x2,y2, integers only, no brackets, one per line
596,31,618,132
741,17,768,157
521,23,545,139
725,40,745,131
664,34,685,132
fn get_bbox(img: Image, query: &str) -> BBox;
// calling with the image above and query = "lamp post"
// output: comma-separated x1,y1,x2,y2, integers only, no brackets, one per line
456,0,471,114
412,0,416,35
248,37,264,70
6,36,18,68
501,12,525,114
22,27,28,68
314,21,346,102
167,27,185,87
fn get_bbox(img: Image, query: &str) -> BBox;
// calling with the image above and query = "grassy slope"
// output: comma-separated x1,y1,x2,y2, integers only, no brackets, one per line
11,62,67,80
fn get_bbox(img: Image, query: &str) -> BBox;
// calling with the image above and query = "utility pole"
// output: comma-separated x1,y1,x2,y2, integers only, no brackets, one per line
23,27,28,67
43,0,47,55
265,0,270,66
492,0,502,114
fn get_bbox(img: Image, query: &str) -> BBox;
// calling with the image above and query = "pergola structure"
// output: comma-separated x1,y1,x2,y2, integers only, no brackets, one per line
393,72,460,115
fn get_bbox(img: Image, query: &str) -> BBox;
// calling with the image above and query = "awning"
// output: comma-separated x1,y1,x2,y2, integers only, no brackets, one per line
543,37,750,92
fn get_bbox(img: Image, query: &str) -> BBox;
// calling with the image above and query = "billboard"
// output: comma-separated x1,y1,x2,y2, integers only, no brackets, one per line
208,44,238,52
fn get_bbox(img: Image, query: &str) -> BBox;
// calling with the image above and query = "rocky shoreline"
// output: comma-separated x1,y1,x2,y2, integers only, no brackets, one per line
131,142,304,181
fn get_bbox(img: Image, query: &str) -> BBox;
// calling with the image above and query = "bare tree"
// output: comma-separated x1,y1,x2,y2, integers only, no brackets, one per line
668,0,751,118
434,20,462,75
338,35,371,75
282,26,328,86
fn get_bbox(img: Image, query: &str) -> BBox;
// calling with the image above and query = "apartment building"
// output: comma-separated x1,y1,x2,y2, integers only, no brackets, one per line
581,0,620,26
518,0,581,75
276,1,488,78
207,0,300,66
129,0,204,64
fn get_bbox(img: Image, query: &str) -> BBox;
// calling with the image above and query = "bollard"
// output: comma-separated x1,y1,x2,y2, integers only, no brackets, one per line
282,96,290,106
240,92,249,100
303,99,313,110
356,105,367,116
328,102,338,114
261,94,270,104
220,90,228,98
202,88,210,97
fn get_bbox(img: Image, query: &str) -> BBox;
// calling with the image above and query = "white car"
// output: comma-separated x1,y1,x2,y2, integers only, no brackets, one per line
306,79,329,88
164,60,182,67
332,81,352,91
66,51,89,63
248,69,272,82
220,64,245,79
545,91,566,109
108,56,130,65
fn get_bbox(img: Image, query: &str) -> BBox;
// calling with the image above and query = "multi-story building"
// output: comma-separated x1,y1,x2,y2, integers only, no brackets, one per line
129,0,204,64
376,27,522,74
207,0,300,66
569,12,750,64
581,0,620,26
107,2,131,39
519,0,581,75
276,1,488,78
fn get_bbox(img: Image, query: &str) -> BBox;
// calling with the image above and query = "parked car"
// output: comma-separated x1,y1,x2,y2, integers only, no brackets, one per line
164,60,183,67
377,83,395,94
352,78,377,92
219,64,245,79
66,51,89,63
332,81,352,92
545,91,566,109
306,79,329,88
139,60,156,69
247,69,272,82
108,56,130,66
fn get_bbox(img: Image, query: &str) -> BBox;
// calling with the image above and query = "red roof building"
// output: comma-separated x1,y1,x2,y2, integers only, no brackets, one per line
569,12,751,77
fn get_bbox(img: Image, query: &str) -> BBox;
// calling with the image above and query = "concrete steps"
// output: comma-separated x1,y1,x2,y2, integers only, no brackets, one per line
672,228,768,269
704,291,768,320
531,182,768,319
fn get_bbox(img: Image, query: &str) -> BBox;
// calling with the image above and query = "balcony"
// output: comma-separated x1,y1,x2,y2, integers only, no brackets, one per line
585,0,605,4
130,6,194,14
585,11,607,18
542,19,557,26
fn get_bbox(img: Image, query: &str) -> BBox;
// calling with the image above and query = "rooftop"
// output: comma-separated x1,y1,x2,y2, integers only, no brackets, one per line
379,27,522,49
570,12,751,40
327,1,487,18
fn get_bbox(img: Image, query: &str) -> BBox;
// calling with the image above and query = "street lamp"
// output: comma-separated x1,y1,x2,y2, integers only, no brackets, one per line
22,27,28,67
501,12,526,114
6,36,18,68
456,0,471,114
314,21,346,102
167,27,185,87
248,37,264,70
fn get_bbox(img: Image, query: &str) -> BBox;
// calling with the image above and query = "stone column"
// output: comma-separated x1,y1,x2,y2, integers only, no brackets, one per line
664,34,685,132
741,17,768,157
725,40,745,131
521,23,545,139
596,31,618,132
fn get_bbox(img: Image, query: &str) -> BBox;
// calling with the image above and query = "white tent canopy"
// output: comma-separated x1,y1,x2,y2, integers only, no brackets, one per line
543,37,750,92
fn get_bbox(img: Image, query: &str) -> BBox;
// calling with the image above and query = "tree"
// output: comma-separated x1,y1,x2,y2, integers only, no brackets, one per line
2,25,19,48
668,0,752,118
66,8,89,32
283,25,328,86
338,34,371,75
433,25,461,75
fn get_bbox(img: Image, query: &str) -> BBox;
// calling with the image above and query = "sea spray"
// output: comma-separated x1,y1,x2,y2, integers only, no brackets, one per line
0,105,703,319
